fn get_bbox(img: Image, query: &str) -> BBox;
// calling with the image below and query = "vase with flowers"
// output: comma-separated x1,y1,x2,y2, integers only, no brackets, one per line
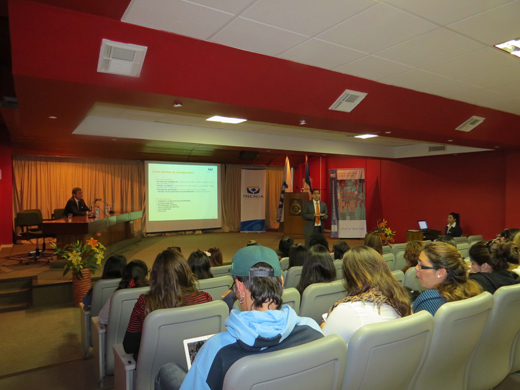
51,237,105,306
374,219,396,246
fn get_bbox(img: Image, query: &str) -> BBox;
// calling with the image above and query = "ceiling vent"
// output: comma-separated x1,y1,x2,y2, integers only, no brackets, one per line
97,39,148,77
455,116,485,132
428,145,447,152
329,89,367,113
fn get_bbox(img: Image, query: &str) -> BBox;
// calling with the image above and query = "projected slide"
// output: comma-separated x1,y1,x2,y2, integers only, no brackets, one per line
146,162,221,232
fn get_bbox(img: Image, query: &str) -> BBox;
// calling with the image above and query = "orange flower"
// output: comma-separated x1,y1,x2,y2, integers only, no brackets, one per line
87,237,98,247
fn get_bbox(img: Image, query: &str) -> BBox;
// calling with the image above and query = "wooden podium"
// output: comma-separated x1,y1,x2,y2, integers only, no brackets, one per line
283,193,308,237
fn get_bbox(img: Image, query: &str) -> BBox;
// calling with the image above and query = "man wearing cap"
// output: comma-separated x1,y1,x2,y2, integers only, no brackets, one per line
156,245,323,390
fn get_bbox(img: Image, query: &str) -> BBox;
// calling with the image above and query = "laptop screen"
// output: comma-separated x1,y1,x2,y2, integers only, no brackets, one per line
183,334,215,370
418,220,428,230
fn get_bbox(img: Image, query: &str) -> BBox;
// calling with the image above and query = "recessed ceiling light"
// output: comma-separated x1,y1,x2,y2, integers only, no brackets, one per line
495,38,520,58
206,116,247,124
173,103,183,108
447,140,453,142
354,134,378,139
300,120,306,125
385,131,391,134
49,116,57,119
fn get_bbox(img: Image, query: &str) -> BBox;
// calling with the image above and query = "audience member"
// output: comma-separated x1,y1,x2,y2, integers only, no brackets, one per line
207,247,223,267
187,250,214,280
297,245,336,295
288,244,309,269
403,241,425,273
155,245,323,390
308,233,329,251
434,235,456,248
445,212,462,237
499,228,520,243
123,249,212,359
332,240,350,260
322,246,411,344
364,232,383,255
413,242,482,316
82,255,127,307
468,241,520,294
490,240,520,276
276,236,294,259
167,246,182,254
98,260,149,325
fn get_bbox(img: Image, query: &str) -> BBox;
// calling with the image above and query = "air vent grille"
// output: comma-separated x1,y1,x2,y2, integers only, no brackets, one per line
455,116,485,132
97,39,148,77
329,89,367,113
428,145,447,152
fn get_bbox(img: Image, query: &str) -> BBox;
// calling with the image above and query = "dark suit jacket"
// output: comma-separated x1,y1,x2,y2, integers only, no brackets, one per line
64,197,91,216
445,224,462,237
302,200,328,236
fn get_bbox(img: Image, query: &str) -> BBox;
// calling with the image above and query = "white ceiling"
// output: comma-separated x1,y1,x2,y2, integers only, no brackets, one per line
122,0,520,116
75,103,490,159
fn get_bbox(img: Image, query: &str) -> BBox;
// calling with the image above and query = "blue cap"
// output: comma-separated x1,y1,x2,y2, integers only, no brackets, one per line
230,245,282,277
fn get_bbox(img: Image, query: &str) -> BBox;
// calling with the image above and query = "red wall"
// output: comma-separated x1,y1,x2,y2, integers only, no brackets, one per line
0,143,13,246
292,151,507,243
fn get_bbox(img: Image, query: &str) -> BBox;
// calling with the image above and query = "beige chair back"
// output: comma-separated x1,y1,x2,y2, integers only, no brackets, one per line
382,253,395,271
280,257,289,271
223,335,347,390
467,284,520,390
197,275,233,301
394,251,406,272
391,270,405,285
334,259,343,280
285,266,303,289
413,292,494,390
211,264,231,277
391,243,407,257
91,278,122,317
135,300,229,390
404,267,426,292
342,311,434,390
300,280,347,324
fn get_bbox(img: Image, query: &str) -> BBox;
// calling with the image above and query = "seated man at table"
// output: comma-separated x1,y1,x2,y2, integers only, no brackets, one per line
64,187,91,216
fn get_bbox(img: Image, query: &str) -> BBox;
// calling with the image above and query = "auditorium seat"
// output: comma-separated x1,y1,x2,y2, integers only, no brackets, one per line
333,260,343,280
197,275,233,301
456,242,470,259
391,270,405,285
412,292,493,390
404,268,425,293
391,243,407,257
210,264,231,277
382,245,391,254
468,235,483,245
92,286,150,383
233,287,301,315
279,257,289,271
382,253,395,271
223,334,347,390
113,300,229,390
394,251,406,272
81,278,121,355
300,280,347,324
284,266,303,289
466,284,520,390
342,311,433,390
453,237,468,244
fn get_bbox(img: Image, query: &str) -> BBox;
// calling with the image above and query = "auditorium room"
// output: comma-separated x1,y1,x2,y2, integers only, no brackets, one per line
1,0,520,389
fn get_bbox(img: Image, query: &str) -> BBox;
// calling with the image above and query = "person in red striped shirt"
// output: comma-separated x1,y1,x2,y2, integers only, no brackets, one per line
123,249,212,359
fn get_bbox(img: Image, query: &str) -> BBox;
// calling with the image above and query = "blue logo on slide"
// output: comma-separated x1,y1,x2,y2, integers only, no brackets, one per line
247,186,261,194
208,168,213,171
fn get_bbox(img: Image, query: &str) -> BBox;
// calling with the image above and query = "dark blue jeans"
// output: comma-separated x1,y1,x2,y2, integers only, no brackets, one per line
155,363,187,390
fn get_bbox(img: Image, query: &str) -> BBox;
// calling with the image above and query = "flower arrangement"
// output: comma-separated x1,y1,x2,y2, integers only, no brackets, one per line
51,237,105,280
374,219,396,245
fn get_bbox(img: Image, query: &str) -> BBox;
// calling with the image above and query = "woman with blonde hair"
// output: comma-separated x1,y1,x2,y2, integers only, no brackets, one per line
322,246,411,344
403,241,425,273
414,242,482,316
123,249,212,359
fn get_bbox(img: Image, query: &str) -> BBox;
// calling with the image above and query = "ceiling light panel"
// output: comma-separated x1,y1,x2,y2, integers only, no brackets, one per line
207,115,247,124
354,134,378,139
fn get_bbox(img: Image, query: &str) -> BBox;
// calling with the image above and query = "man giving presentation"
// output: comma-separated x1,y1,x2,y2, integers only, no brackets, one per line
302,189,328,248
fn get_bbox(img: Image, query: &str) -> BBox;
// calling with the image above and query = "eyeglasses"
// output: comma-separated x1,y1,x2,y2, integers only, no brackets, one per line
417,262,435,270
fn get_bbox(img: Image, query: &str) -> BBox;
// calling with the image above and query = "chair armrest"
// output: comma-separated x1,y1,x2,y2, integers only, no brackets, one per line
80,303,92,356
113,343,135,390
92,316,106,334
92,317,106,384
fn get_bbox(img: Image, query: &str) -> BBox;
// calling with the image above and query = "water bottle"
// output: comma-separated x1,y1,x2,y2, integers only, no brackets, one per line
95,206,100,219
105,204,110,215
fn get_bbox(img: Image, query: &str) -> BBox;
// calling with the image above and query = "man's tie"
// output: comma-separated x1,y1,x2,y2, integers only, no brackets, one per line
315,201,320,225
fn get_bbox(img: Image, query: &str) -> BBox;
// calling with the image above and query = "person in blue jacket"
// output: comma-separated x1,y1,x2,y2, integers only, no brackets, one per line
155,245,323,390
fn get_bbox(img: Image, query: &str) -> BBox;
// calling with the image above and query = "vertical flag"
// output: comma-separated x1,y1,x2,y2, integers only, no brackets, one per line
303,155,313,198
276,157,292,222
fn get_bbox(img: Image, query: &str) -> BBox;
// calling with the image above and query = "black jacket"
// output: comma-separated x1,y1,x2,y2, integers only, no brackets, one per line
64,197,91,216
445,224,462,237
469,270,520,294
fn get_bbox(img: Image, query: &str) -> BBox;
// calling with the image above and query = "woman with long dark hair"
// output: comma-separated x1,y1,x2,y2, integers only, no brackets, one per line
296,245,336,295
123,249,212,359
187,250,214,280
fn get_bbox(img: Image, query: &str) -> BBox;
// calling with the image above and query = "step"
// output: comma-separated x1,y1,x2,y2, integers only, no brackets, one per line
0,302,31,314
0,287,31,296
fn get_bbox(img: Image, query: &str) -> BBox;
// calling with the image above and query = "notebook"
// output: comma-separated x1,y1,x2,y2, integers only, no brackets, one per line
183,334,215,370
